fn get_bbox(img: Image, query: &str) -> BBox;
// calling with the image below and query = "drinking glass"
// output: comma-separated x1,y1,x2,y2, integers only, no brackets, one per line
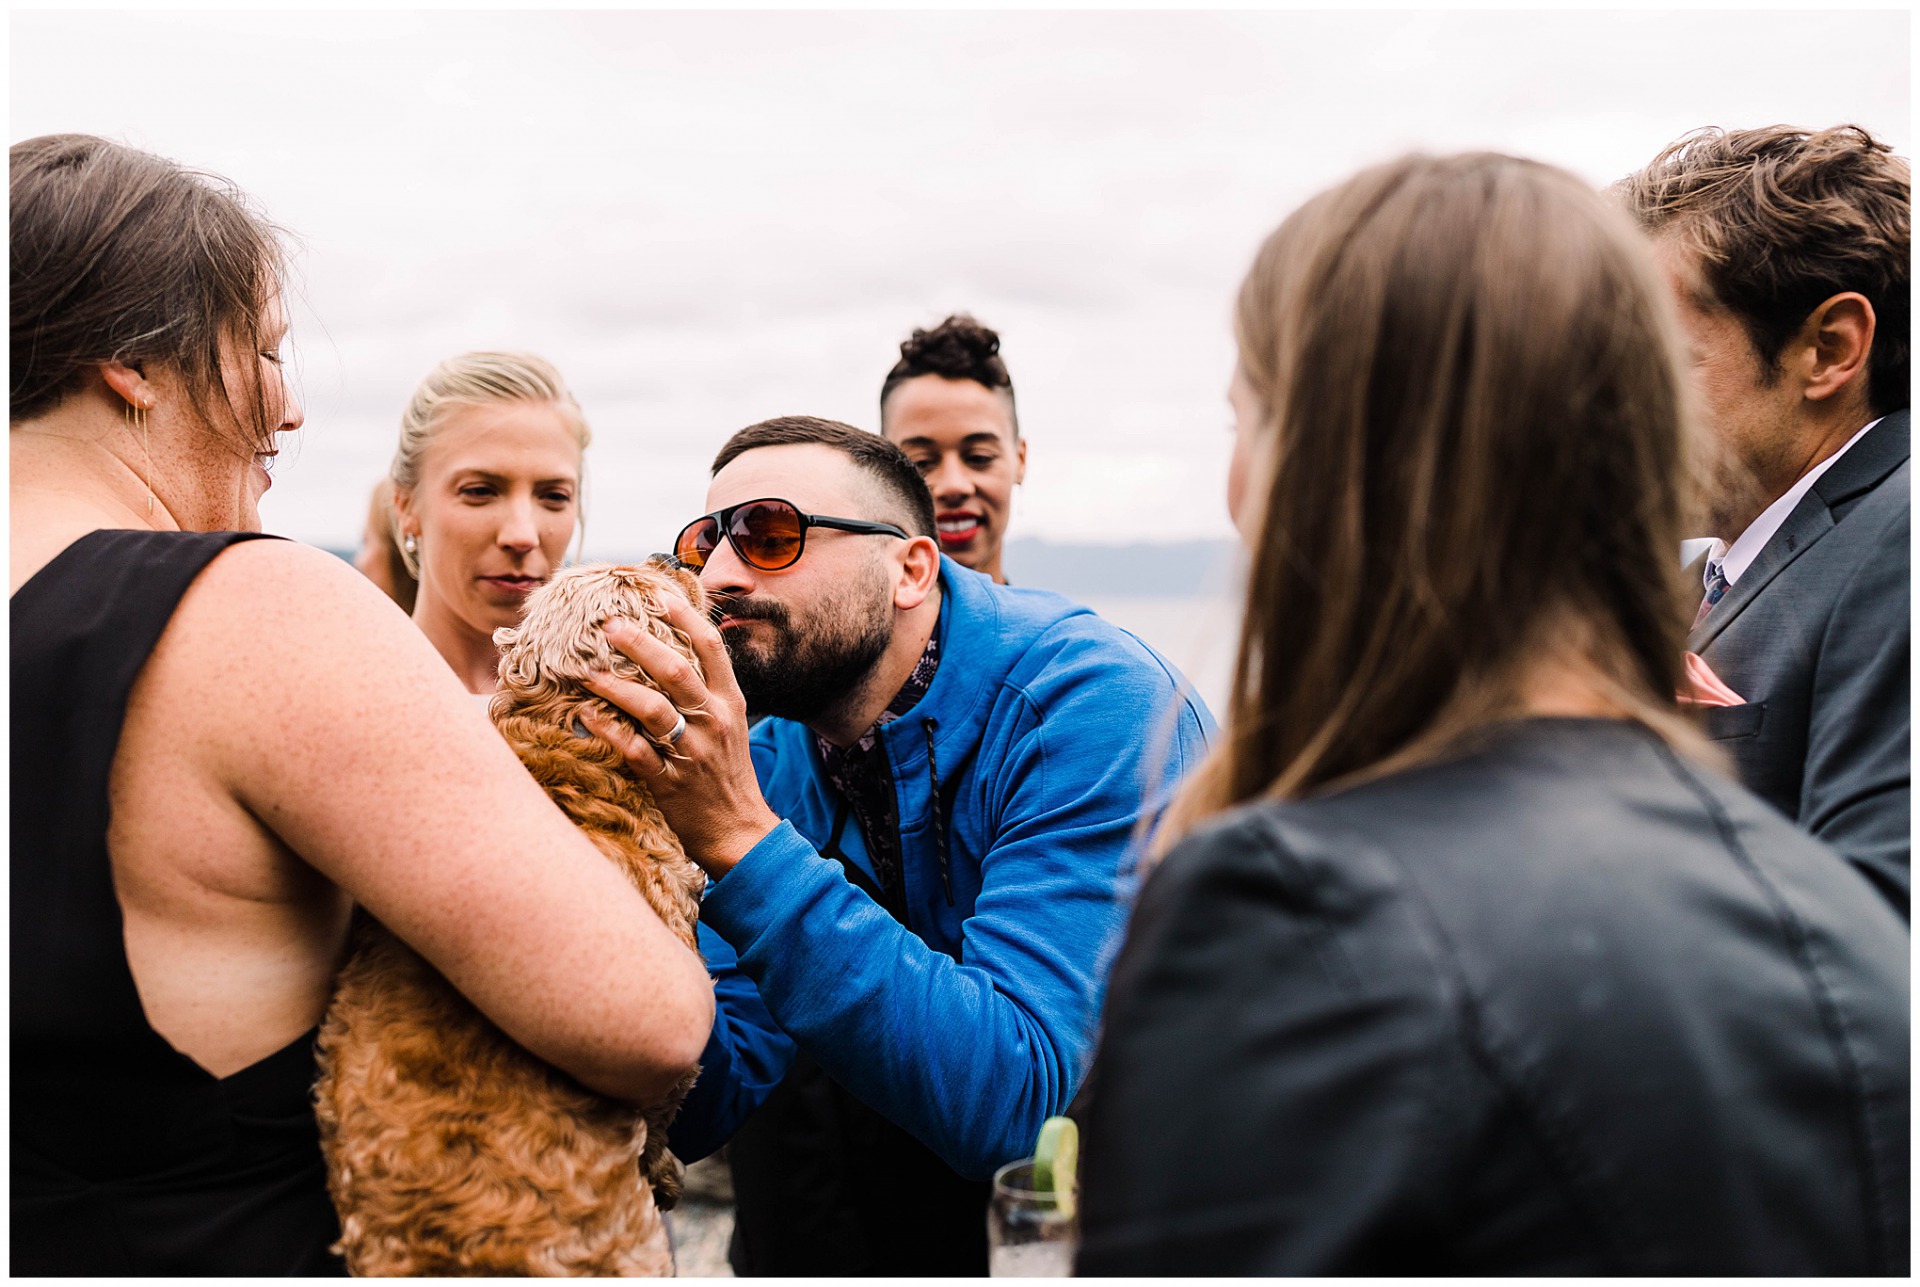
987,1158,1077,1277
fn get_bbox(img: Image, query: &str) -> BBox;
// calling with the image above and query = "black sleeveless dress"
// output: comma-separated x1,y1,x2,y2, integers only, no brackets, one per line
11,529,346,1275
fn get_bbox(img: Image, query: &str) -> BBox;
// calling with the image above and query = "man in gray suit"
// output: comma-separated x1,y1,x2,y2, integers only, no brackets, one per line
1620,125,1904,918
1621,125,1909,915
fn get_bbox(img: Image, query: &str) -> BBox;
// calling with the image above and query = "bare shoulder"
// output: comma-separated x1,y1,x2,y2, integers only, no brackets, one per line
189,537,412,628
174,538,452,688
153,538,488,781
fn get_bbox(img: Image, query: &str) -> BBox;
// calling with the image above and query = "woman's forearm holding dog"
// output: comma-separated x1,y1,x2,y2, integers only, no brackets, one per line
209,545,713,1102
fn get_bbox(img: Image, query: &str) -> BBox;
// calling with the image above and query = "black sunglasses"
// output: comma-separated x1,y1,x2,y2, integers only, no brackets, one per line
673,497,911,572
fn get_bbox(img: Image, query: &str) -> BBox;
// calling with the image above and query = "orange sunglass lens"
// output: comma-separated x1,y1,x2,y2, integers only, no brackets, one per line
675,519,719,568
730,502,804,569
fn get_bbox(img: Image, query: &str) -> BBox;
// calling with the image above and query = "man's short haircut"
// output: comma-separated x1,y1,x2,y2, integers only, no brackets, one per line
1617,124,1910,416
712,415,938,539
880,314,1019,437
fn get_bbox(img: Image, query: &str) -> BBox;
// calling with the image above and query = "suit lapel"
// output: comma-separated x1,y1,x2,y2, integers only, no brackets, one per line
1689,411,1909,652
1815,407,1908,507
1690,497,1832,650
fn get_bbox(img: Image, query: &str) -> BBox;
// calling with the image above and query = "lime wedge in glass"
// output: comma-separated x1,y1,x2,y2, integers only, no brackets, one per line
1031,1115,1079,1219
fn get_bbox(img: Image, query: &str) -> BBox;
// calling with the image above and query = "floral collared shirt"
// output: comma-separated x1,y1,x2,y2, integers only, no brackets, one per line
814,632,941,907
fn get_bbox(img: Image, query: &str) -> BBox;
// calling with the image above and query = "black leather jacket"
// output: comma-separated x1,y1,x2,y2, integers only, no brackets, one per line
1078,718,1909,1275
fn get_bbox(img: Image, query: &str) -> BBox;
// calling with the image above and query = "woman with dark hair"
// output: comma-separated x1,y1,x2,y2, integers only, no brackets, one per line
1075,153,1908,1274
880,313,1025,583
9,134,712,1275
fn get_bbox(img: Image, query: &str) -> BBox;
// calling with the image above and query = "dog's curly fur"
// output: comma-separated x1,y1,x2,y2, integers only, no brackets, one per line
314,561,711,1277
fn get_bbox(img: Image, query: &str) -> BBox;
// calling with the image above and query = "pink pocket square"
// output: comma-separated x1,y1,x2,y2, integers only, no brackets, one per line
1678,651,1745,707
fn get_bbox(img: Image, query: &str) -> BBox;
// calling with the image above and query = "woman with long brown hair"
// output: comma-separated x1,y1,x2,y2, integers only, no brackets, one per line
9,134,712,1275
1075,154,1907,1274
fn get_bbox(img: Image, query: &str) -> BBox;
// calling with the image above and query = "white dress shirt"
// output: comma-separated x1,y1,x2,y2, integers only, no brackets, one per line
1701,416,1883,590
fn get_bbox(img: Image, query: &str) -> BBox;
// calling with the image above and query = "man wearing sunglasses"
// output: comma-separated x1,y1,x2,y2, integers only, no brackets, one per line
582,415,1213,1275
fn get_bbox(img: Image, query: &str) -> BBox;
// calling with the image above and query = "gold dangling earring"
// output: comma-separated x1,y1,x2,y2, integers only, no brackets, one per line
141,401,153,517
126,397,154,517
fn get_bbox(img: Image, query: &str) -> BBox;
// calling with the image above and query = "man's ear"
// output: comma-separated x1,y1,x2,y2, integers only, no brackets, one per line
1014,436,1028,486
1798,291,1876,404
893,534,941,611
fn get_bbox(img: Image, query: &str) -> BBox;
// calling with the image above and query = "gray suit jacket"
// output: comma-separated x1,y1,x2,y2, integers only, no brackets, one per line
1690,409,1910,915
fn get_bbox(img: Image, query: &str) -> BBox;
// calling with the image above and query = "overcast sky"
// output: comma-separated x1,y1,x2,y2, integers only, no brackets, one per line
12,8,1910,556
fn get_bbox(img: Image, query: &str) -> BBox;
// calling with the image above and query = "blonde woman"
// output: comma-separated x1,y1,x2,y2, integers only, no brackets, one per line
1076,154,1907,1274
11,135,710,1275
388,352,588,693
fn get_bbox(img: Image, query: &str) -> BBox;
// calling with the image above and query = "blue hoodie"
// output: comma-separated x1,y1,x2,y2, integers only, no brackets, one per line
669,558,1215,1179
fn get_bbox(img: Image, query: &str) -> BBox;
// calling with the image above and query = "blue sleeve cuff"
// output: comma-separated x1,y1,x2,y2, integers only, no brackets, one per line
700,818,823,945
667,918,797,1161
667,1022,745,1163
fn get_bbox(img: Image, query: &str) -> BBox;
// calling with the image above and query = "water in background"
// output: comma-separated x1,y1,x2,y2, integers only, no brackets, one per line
1004,536,1241,720
325,536,1246,718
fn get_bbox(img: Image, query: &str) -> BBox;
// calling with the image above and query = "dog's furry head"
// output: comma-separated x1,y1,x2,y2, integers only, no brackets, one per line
492,560,707,726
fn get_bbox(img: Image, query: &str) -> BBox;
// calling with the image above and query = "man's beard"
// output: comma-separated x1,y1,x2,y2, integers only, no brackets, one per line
1695,434,1779,543
716,568,893,726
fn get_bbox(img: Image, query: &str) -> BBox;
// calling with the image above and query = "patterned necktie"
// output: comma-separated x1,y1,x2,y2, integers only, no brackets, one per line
1693,561,1730,628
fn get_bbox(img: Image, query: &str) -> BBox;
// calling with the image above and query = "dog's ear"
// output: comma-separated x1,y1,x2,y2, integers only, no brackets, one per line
643,554,706,614
666,565,705,613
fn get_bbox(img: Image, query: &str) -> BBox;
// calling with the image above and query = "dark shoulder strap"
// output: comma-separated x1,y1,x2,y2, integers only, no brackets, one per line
13,529,283,830
10,530,283,1084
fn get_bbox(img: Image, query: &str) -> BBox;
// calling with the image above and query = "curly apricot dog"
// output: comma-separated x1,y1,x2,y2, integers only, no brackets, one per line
315,561,710,1276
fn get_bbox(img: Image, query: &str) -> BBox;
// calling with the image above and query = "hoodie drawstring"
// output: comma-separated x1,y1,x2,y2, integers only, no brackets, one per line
923,717,954,906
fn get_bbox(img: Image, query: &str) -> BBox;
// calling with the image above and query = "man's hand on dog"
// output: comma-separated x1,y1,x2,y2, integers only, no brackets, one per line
581,595,780,879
